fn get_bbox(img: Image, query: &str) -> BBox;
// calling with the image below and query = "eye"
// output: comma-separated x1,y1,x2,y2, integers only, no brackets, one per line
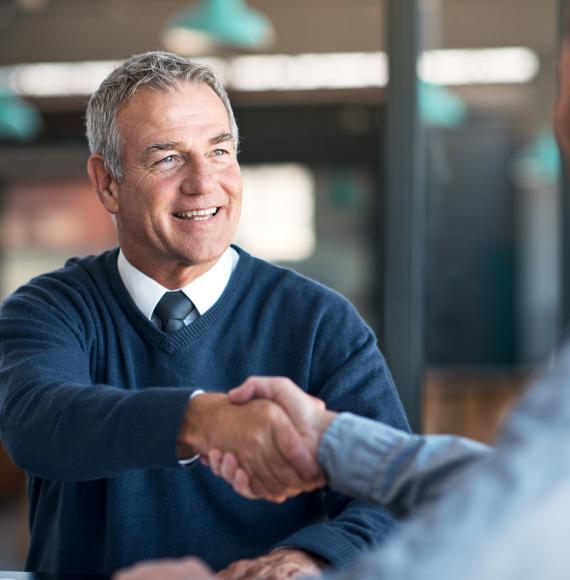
158,154,177,165
212,148,229,157
151,154,184,170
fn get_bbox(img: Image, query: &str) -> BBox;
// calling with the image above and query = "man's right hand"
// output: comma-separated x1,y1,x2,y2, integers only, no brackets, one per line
177,391,325,501
205,377,337,502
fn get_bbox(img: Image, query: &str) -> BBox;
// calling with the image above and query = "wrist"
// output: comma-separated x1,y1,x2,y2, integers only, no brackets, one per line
177,392,226,456
315,410,337,447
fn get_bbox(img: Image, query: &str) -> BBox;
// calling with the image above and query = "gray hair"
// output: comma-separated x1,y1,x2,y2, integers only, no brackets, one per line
85,50,239,181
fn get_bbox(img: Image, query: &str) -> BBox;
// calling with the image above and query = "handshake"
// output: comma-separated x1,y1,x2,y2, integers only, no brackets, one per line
177,377,338,503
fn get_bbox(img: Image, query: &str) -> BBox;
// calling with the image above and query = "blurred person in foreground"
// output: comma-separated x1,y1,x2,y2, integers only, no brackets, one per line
115,17,570,580
0,51,409,578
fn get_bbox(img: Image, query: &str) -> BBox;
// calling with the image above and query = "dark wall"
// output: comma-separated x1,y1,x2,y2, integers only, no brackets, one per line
426,119,518,366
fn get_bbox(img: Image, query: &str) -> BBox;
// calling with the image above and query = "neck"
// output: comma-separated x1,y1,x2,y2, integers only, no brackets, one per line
121,249,220,289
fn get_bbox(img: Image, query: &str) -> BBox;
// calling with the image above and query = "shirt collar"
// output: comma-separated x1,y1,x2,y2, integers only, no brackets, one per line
117,247,239,321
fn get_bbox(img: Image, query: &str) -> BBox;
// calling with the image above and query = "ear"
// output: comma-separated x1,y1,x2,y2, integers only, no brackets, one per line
87,154,120,215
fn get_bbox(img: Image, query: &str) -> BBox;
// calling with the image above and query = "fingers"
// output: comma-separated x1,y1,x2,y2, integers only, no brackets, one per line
220,451,238,482
258,409,316,491
216,558,260,580
232,467,256,499
207,449,223,475
228,462,295,504
208,451,256,499
238,409,321,501
246,451,291,498
271,411,322,484
216,550,324,580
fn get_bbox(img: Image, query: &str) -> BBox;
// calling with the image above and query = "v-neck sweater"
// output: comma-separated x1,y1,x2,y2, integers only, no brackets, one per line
0,245,409,575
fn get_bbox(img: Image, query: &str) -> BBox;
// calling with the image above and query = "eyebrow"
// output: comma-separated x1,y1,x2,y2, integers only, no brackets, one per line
210,132,235,146
141,132,235,160
141,141,180,161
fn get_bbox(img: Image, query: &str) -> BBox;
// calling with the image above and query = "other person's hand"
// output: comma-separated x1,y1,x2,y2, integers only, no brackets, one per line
216,548,325,579
113,556,214,579
207,377,336,501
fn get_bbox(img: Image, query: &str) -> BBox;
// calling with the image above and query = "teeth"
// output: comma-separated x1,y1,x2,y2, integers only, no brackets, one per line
175,207,218,219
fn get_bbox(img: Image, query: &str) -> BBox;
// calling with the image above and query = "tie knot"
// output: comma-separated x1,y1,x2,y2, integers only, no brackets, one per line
154,291,194,333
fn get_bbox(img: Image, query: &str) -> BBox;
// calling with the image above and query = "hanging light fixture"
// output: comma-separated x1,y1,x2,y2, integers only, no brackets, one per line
419,81,467,128
162,0,275,54
515,128,561,185
0,91,41,140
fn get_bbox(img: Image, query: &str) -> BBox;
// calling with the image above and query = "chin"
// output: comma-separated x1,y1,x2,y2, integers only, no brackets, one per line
180,246,227,268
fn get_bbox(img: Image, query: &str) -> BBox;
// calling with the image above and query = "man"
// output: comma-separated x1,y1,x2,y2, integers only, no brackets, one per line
0,51,409,577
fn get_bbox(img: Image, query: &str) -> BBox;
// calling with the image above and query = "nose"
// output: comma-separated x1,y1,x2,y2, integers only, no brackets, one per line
179,158,217,196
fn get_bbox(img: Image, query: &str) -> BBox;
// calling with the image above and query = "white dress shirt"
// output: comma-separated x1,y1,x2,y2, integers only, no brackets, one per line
117,246,239,324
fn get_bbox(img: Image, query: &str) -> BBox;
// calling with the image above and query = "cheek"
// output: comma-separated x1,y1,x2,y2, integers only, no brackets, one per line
134,184,169,214
226,176,243,203
120,192,164,235
217,162,242,191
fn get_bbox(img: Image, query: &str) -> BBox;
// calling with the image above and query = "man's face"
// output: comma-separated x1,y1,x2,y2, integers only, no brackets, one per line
105,82,242,287
555,42,570,164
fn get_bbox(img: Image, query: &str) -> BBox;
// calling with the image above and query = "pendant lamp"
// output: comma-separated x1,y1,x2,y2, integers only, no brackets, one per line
0,91,41,140
163,0,275,54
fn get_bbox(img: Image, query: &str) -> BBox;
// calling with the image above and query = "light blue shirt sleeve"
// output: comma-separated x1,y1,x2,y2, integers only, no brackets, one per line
318,413,489,516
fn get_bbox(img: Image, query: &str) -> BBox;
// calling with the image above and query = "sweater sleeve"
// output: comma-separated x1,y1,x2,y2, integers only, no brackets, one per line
0,279,194,482
319,413,490,516
275,298,412,568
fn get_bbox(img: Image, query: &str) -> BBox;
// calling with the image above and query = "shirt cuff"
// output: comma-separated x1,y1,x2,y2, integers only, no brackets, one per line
178,389,205,466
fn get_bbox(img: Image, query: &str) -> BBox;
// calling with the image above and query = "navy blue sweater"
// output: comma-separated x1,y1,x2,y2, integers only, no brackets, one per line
0,246,409,574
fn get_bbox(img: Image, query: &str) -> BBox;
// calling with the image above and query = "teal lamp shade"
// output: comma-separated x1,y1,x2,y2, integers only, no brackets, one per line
163,0,275,54
0,91,41,141
419,81,468,128
516,129,561,185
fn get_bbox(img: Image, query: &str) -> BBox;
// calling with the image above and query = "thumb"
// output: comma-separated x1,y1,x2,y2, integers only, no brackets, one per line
228,378,274,404
227,381,256,404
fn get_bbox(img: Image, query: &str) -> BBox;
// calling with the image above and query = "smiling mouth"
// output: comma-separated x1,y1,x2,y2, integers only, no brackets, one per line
173,207,219,221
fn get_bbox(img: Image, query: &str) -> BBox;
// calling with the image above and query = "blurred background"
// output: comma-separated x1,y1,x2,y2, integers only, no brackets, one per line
0,0,564,570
